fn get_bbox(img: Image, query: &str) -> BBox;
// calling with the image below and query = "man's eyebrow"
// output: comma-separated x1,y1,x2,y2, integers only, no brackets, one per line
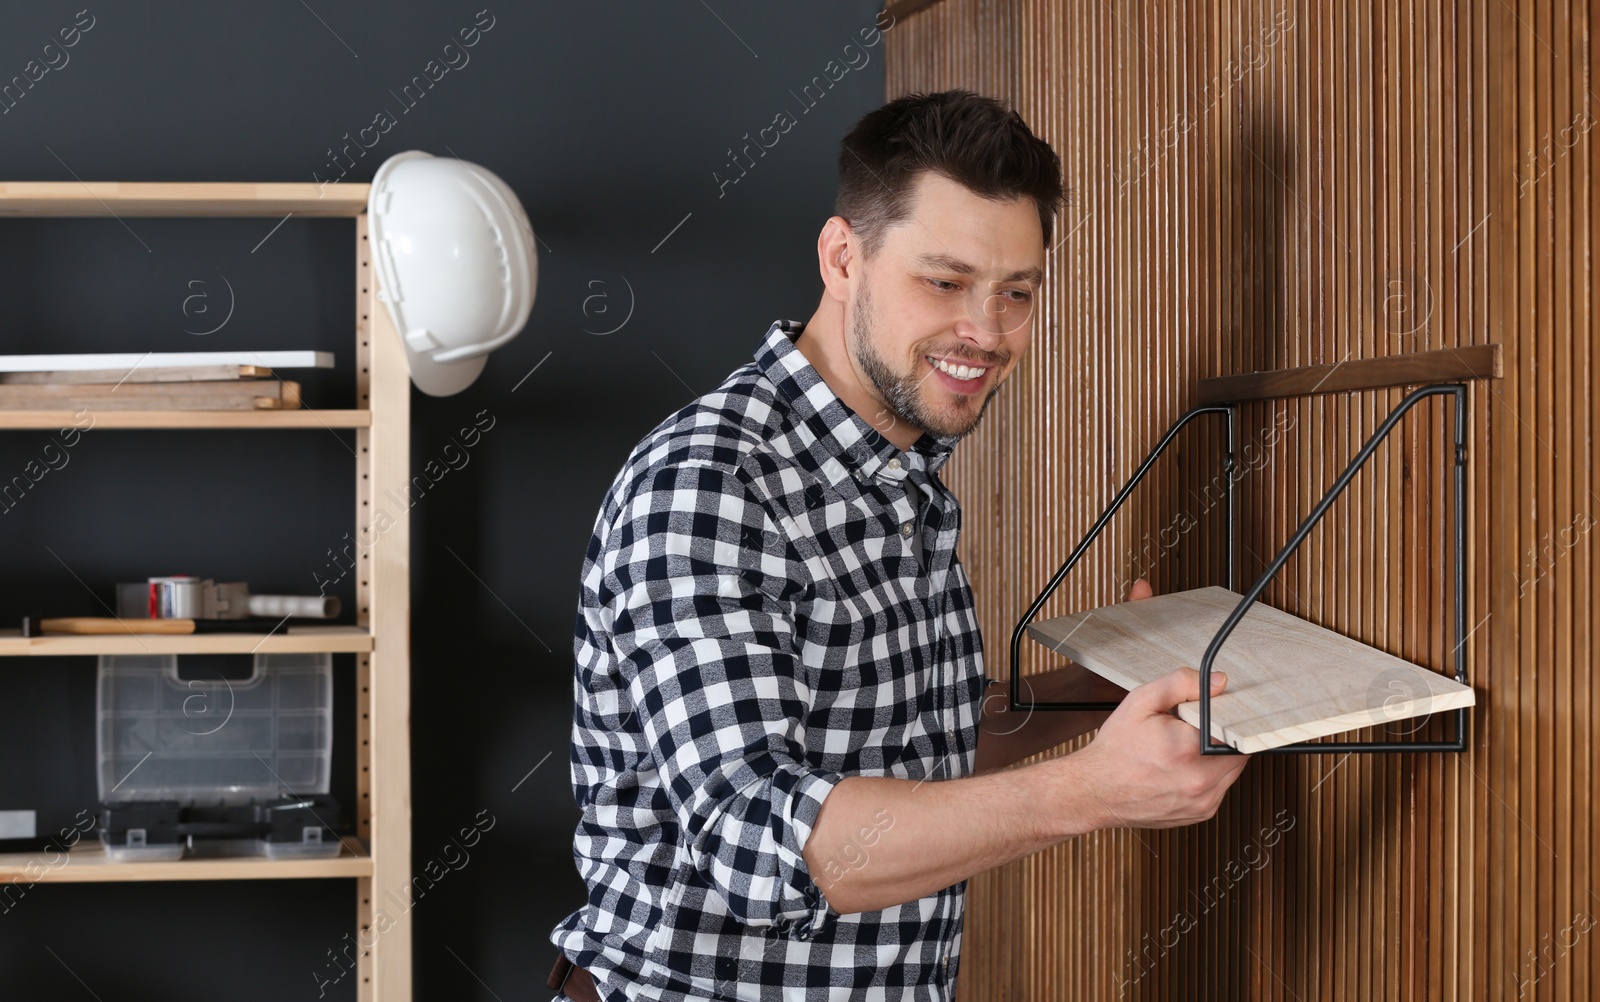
913,252,1043,287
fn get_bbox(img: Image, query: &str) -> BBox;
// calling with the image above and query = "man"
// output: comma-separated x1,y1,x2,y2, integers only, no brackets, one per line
549,89,1249,1001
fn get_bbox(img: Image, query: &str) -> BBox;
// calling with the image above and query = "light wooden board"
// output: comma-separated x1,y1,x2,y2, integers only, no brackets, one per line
0,409,368,429
359,209,414,999
0,625,371,656
0,364,272,384
0,379,299,410
0,839,372,883
0,181,369,217
1026,586,1475,752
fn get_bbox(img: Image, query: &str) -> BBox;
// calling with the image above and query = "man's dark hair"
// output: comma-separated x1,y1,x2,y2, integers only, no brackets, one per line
835,89,1065,258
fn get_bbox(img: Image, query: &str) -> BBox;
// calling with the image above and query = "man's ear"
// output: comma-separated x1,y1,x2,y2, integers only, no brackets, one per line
817,216,856,303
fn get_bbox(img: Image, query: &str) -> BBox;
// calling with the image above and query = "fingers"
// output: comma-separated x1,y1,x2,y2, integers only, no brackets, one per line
1194,751,1252,811
1124,666,1228,716
1198,754,1253,809
1126,577,1154,601
1224,755,1252,783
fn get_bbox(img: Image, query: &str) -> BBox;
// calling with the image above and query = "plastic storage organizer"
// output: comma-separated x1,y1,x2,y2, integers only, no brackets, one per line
96,651,339,861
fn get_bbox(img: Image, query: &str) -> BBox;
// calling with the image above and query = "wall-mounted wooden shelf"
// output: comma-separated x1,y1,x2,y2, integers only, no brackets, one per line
0,625,372,657
1195,344,1502,404
1028,587,1476,753
883,0,946,21
0,181,370,217
0,409,370,429
1012,348,1501,754
0,839,372,883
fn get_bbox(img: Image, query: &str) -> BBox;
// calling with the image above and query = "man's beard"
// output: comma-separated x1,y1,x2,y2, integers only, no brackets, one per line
847,273,1003,442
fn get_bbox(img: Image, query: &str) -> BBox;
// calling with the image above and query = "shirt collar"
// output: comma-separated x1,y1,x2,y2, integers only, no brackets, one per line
754,319,958,489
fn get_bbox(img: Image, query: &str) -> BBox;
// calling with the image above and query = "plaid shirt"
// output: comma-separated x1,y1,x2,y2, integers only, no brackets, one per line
552,319,986,1001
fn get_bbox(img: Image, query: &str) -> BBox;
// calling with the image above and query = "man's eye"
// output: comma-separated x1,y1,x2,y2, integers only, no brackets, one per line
1005,290,1032,303
925,278,960,292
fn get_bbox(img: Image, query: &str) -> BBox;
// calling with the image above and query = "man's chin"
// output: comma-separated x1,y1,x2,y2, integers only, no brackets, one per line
917,403,990,440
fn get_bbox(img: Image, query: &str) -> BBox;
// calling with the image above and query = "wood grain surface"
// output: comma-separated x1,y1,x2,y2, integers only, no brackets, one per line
0,379,299,410
1027,587,1475,752
1195,344,1503,403
0,181,369,216
887,0,1595,997
0,364,273,384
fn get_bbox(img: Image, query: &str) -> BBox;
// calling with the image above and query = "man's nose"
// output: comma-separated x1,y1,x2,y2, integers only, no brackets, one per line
951,313,1010,356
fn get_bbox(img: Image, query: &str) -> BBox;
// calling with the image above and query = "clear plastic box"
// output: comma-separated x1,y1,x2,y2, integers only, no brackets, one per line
96,651,339,861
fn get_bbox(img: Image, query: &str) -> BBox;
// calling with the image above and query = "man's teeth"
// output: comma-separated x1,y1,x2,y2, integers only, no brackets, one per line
929,356,987,380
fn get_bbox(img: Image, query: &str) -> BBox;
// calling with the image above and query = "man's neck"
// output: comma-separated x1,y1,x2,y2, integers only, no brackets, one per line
794,303,922,452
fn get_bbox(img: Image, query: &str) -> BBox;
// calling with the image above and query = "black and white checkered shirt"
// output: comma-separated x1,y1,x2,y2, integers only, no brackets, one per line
552,319,986,1001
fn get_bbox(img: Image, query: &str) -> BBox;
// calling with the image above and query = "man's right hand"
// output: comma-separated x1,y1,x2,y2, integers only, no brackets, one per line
1062,666,1251,830
802,665,1251,915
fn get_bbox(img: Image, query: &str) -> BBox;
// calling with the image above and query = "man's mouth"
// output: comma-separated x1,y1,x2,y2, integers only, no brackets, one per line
925,355,989,381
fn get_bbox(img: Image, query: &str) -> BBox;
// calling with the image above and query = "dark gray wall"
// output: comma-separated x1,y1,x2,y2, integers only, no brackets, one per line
0,2,887,997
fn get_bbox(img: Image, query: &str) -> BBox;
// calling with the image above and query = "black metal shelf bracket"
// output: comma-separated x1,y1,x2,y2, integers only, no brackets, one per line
1007,384,1470,755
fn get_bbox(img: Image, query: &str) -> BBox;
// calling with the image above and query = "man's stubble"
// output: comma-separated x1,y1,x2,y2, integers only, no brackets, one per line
846,269,1004,442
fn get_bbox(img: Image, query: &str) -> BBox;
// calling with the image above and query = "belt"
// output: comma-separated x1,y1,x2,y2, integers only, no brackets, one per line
547,952,604,1002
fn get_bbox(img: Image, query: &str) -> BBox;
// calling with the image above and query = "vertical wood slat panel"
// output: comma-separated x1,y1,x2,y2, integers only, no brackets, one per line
883,0,1596,998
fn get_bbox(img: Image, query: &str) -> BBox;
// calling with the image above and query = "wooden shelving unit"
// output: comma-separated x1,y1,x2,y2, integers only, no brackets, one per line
0,181,413,1000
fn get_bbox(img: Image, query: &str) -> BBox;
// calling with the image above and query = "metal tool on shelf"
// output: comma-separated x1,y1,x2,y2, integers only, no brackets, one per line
124,577,340,621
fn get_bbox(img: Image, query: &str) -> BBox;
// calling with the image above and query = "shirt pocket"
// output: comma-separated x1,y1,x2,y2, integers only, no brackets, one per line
773,480,932,696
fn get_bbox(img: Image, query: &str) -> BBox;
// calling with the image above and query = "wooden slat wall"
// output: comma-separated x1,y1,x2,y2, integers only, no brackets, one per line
885,1,1597,999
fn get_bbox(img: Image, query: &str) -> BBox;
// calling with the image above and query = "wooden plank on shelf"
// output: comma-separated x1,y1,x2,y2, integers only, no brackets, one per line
0,625,372,656
0,182,370,217
35,617,194,634
1195,344,1503,403
0,409,369,429
0,839,372,882
1025,586,1475,753
0,364,273,384
0,379,300,410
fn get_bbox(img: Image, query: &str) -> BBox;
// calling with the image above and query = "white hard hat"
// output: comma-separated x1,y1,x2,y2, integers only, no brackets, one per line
367,150,538,396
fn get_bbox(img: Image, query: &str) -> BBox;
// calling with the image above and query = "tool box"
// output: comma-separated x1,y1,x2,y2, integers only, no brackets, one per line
95,651,344,861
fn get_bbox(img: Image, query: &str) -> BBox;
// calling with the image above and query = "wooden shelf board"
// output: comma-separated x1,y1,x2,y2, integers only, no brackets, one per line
0,409,369,429
884,0,950,20
0,625,372,656
0,839,372,882
1027,586,1475,753
1196,344,1502,404
0,182,370,217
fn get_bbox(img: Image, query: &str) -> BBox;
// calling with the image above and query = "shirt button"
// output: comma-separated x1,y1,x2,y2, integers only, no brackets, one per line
887,457,902,471
942,956,950,972
901,522,915,538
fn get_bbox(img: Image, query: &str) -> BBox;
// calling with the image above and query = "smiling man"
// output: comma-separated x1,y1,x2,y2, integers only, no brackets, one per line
549,89,1249,1002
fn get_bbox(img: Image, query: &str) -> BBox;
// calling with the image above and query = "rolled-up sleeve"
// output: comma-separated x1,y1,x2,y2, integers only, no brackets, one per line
599,459,842,935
